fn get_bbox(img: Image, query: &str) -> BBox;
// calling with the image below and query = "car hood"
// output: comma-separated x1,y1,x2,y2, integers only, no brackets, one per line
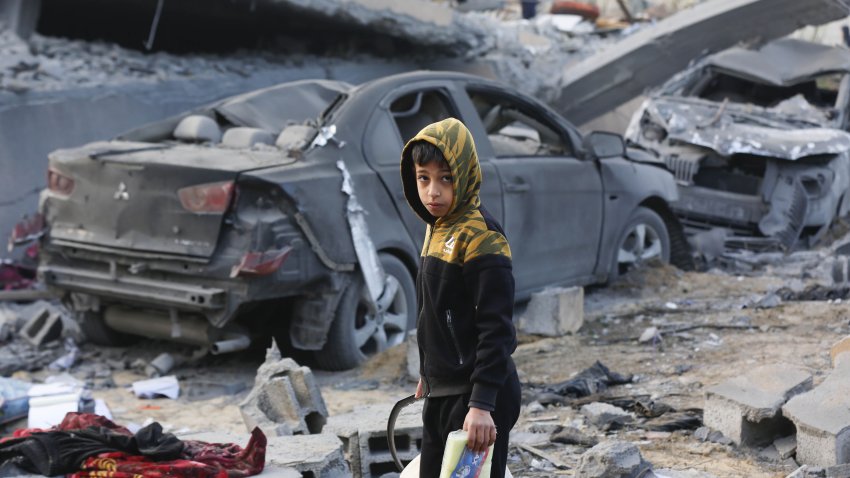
632,96,850,160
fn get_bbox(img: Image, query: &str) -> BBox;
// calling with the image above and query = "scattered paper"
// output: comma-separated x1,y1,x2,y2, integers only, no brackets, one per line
28,392,81,429
132,375,180,399
94,399,112,420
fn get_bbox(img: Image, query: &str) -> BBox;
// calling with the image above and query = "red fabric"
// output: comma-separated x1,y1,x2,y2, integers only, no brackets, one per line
69,427,266,478
3,413,266,478
3,412,131,441
549,1,600,19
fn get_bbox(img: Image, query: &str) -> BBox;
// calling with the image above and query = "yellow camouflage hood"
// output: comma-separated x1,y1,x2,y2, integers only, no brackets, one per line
400,117,482,226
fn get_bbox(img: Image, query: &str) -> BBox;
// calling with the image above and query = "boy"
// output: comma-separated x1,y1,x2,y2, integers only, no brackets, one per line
400,118,521,478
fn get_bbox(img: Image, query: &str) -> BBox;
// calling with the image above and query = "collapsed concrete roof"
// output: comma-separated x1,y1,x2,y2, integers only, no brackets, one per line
708,38,850,86
556,0,849,126
261,0,496,52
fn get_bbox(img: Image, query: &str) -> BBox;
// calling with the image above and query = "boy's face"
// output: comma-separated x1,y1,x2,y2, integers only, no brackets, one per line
415,161,453,218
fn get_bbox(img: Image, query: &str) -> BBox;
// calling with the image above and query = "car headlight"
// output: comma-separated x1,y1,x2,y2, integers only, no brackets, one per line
642,123,667,142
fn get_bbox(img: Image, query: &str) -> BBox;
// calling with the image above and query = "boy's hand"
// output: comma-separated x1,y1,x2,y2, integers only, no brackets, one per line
415,378,425,399
463,407,496,453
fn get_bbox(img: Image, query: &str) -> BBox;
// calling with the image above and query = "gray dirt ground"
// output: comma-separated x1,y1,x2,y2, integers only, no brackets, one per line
6,252,843,477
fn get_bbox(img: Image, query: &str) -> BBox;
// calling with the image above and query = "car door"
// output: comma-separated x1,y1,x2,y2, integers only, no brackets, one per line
461,85,604,293
362,83,503,246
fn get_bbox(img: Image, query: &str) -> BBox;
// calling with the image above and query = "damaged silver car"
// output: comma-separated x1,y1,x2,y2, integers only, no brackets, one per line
37,71,690,370
626,38,850,250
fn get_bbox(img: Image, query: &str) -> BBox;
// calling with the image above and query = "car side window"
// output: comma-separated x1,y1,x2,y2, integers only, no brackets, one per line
466,88,570,158
390,90,457,144
367,110,405,166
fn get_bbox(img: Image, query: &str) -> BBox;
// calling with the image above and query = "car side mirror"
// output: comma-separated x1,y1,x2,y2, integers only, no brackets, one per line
583,131,625,159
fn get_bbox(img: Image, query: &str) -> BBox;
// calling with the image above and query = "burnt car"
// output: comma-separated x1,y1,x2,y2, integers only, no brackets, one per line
625,38,850,250
38,71,689,370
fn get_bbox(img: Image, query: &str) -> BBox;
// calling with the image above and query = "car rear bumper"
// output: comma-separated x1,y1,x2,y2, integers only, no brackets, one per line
40,264,228,311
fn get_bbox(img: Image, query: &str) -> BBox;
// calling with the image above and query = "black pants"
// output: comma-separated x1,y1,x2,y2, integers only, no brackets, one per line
419,372,521,478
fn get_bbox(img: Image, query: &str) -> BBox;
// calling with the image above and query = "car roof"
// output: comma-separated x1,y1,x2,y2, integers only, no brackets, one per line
706,38,850,86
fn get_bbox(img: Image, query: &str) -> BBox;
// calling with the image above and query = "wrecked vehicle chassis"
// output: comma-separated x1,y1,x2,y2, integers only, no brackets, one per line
38,71,688,370
626,39,850,250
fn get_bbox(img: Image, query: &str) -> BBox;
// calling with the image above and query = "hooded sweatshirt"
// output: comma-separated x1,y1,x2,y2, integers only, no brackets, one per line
400,117,517,411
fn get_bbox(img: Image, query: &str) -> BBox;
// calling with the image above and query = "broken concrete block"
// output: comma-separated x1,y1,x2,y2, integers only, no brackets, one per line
774,435,797,460
783,364,850,467
830,336,850,368
239,343,327,436
704,364,811,446
406,330,419,382
519,286,583,336
266,434,349,477
581,402,635,429
576,441,653,478
178,431,346,477
828,464,850,477
0,307,20,342
325,400,423,478
19,306,61,348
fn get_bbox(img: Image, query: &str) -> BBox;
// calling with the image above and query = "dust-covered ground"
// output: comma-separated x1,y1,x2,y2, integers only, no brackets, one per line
6,243,847,477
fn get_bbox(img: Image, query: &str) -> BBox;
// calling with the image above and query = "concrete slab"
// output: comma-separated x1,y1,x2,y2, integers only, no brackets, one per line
179,430,348,477
704,364,811,446
783,365,850,467
519,286,584,336
774,435,797,460
266,434,349,476
325,400,423,477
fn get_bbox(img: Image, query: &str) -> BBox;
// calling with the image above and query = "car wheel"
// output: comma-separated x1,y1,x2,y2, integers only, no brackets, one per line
314,253,416,371
78,310,137,346
610,206,671,281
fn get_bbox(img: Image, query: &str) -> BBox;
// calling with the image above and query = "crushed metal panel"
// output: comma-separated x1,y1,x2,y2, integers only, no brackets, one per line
336,159,386,308
707,38,850,86
557,0,849,126
643,97,850,160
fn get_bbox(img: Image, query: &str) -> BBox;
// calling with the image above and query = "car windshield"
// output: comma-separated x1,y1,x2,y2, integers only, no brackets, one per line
118,80,351,142
692,70,843,110
213,80,351,133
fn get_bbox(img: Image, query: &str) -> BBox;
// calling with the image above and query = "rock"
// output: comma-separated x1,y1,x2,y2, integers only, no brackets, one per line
576,441,653,478
581,402,635,429
638,326,660,343
550,426,599,447
756,293,782,309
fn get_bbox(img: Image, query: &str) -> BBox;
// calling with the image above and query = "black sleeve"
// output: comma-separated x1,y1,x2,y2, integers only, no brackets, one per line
463,254,517,411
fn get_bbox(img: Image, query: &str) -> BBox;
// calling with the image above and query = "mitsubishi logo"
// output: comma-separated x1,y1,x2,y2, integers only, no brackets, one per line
114,182,129,201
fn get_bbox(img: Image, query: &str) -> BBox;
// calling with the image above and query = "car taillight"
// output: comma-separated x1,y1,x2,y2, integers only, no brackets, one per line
178,181,235,214
47,168,75,196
